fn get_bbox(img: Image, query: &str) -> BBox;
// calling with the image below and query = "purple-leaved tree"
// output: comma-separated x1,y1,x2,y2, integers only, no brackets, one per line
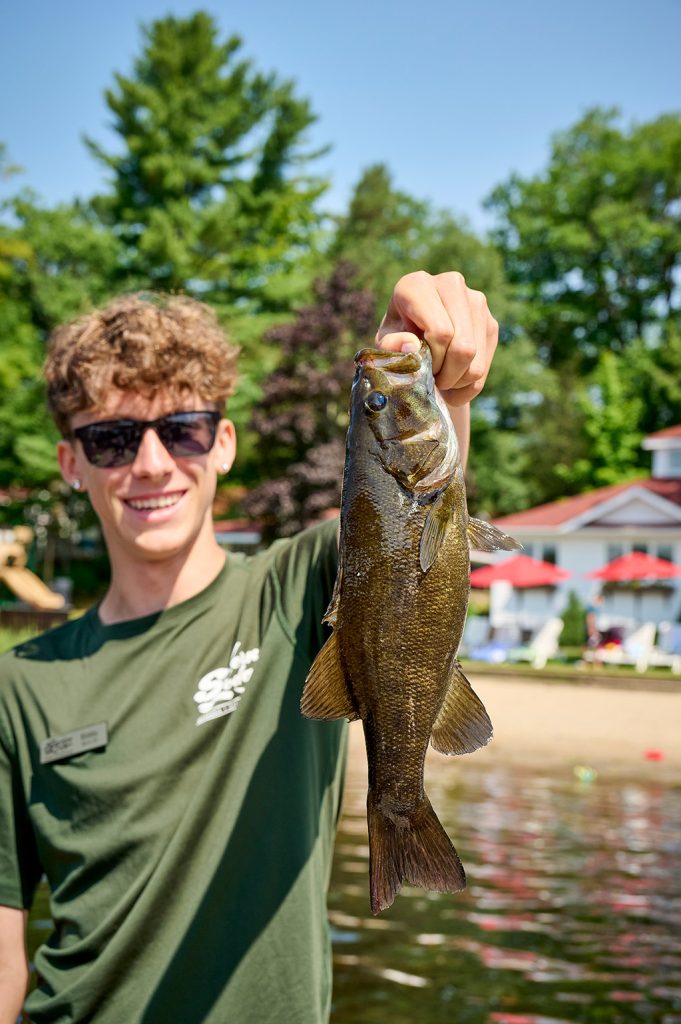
245,263,376,536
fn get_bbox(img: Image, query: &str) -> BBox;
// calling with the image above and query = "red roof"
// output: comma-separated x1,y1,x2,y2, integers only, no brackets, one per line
493,477,681,530
645,425,681,440
213,518,260,535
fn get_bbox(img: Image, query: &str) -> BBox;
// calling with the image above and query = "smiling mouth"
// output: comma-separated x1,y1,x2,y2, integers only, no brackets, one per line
125,491,186,511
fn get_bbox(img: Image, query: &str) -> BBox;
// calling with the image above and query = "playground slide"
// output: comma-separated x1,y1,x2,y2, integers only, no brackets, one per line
0,566,66,610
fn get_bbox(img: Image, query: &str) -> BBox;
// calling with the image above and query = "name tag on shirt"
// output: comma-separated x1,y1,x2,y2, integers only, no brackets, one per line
40,722,109,764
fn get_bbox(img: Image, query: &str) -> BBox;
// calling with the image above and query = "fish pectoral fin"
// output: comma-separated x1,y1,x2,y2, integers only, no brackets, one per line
419,489,452,573
430,662,493,755
467,516,522,553
300,632,359,722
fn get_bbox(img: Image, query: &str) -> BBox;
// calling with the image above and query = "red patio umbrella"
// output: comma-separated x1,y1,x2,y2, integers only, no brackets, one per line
470,554,572,588
585,551,681,582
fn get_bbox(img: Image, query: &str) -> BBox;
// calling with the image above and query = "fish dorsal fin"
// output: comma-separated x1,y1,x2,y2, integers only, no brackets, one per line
300,632,359,722
467,517,522,553
419,489,452,573
430,662,493,755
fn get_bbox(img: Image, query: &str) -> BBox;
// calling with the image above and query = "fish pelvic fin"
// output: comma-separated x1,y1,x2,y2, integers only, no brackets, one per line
368,790,465,914
467,516,522,553
430,662,493,755
300,632,359,721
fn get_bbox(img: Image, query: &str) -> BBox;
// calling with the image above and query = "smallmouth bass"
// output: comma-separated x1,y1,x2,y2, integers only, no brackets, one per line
302,342,520,913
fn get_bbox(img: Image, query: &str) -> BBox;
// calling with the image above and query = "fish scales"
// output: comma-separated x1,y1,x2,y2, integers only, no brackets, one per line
301,342,519,913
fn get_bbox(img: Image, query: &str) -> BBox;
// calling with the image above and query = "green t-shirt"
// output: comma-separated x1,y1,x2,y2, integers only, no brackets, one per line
0,519,347,1024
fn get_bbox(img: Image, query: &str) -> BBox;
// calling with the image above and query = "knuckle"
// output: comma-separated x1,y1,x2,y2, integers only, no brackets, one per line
454,337,477,363
470,288,489,309
400,269,429,290
442,270,466,289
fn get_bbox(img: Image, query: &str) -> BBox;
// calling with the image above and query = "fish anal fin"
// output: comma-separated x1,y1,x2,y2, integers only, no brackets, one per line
301,632,359,721
468,517,522,553
420,489,452,573
368,790,465,914
431,662,493,755
322,564,342,627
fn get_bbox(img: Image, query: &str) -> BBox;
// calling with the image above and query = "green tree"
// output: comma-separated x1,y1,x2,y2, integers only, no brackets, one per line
86,11,327,317
556,350,644,490
0,146,121,488
487,108,681,371
467,336,580,516
629,326,681,434
332,163,511,322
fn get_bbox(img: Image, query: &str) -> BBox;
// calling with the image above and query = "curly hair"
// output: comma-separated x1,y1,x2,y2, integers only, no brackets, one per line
45,292,239,436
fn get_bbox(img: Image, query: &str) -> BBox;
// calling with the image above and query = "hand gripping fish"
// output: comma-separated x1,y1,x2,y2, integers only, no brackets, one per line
301,342,520,914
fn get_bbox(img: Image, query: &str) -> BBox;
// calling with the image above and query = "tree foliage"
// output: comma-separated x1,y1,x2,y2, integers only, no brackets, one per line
86,11,327,314
332,163,510,322
487,108,681,371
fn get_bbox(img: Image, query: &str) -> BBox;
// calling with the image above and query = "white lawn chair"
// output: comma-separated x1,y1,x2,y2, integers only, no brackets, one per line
507,617,564,669
585,622,656,673
648,622,681,675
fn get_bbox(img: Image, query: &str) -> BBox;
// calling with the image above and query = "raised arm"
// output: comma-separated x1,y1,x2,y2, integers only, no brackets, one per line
376,270,499,469
0,905,29,1023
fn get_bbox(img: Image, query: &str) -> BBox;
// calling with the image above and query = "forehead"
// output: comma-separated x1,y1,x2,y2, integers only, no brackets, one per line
70,388,212,429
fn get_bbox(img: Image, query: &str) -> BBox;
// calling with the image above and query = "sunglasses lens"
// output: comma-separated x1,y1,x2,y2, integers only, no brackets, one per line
78,423,141,468
158,413,219,457
75,412,220,467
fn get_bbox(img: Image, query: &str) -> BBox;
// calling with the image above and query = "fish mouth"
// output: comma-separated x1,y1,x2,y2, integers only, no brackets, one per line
354,347,424,374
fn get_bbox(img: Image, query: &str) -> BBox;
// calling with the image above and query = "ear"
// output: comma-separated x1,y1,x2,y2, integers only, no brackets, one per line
215,418,237,474
57,439,87,492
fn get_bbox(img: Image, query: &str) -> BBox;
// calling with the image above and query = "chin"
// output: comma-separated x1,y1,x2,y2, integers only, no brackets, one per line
124,523,203,562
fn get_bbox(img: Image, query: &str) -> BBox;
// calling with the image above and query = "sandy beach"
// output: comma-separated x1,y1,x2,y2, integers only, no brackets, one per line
345,672,681,782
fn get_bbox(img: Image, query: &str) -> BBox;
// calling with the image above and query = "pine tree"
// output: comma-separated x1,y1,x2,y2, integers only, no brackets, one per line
86,12,328,315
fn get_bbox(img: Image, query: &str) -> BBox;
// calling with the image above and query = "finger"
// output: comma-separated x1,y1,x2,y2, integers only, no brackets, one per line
429,272,477,391
376,331,421,354
447,290,497,390
376,271,454,358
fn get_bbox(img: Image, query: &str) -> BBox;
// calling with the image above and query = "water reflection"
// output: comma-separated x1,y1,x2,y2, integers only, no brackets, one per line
329,751,681,1023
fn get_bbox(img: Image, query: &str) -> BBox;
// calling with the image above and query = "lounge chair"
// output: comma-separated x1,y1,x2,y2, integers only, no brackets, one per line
507,617,564,670
648,622,681,675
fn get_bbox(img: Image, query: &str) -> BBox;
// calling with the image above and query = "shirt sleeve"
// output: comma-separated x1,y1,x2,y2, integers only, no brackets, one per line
0,700,42,910
269,517,339,659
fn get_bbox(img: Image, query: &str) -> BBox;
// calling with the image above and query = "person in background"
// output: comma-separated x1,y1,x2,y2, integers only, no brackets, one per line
0,271,499,1024
584,591,604,664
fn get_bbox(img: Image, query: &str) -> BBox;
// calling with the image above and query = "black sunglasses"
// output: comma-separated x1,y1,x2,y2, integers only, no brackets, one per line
72,410,222,468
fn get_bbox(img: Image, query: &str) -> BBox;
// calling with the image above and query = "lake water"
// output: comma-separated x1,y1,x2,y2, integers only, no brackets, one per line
27,755,681,1023
329,752,681,1023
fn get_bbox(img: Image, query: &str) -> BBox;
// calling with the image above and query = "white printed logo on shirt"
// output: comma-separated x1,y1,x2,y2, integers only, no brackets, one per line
193,641,260,726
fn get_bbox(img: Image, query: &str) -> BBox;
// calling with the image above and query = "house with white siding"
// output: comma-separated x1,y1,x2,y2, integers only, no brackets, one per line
485,426,681,633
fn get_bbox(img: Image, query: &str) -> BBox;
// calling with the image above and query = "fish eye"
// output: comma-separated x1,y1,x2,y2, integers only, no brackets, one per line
365,391,388,413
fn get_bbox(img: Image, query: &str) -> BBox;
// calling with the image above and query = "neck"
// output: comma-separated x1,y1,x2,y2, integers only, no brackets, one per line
98,530,226,624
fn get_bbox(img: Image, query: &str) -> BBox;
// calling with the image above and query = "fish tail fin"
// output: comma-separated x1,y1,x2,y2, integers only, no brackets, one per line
367,789,465,914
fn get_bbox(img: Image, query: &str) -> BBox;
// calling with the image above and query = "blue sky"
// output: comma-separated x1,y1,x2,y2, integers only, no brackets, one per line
1,0,679,231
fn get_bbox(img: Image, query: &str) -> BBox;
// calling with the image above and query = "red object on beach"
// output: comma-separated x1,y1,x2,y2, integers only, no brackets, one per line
644,749,664,761
469,554,572,588
585,551,681,582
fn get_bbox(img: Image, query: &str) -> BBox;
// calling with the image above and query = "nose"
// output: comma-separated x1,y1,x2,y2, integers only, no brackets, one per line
130,425,176,478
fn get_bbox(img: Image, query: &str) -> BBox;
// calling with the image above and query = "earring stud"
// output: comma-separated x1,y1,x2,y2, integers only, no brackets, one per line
220,463,230,473
72,479,82,490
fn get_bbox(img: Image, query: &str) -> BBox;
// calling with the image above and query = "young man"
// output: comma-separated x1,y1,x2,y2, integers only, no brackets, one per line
0,271,499,1023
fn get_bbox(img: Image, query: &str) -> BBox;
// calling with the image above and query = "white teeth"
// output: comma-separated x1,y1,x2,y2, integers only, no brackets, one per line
127,494,182,511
